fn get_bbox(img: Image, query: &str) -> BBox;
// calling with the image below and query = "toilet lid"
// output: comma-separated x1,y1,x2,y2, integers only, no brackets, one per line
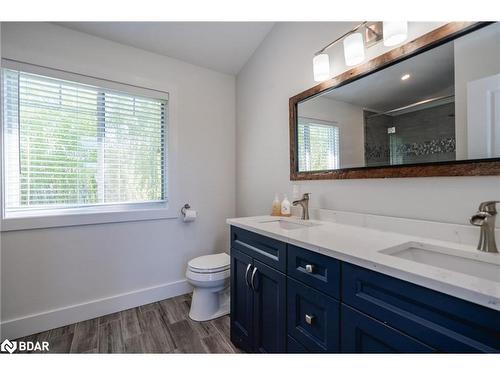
188,253,230,273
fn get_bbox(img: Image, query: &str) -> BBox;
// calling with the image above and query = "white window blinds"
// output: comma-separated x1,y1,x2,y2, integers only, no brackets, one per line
297,117,340,171
2,68,167,215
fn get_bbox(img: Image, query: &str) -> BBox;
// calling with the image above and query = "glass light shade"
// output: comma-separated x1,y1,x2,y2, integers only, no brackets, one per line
313,53,330,82
343,33,365,66
383,21,408,47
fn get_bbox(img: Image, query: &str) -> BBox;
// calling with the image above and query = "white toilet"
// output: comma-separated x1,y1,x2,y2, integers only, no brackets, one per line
186,252,230,321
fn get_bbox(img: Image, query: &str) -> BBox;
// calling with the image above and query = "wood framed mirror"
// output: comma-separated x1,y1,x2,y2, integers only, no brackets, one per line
289,22,500,180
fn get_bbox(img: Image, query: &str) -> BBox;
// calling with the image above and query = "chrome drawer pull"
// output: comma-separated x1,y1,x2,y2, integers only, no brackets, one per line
305,314,315,325
305,264,315,273
250,267,258,291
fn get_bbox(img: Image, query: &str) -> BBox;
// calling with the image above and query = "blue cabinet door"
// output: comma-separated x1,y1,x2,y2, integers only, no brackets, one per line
341,304,434,353
252,260,287,353
230,248,254,352
287,278,340,352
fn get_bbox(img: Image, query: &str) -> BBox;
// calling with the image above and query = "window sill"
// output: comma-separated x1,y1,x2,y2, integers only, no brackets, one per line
0,204,179,231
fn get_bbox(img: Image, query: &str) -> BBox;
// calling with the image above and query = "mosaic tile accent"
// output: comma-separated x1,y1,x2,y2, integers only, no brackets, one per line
364,144,390,160
365,137,456,161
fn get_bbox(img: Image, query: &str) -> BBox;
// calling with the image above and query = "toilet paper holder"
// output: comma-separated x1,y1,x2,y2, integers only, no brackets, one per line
180,203,191,217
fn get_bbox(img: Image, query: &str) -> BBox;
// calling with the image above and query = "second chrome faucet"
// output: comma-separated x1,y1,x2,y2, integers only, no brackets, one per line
293,193,310,220
470,201,500,253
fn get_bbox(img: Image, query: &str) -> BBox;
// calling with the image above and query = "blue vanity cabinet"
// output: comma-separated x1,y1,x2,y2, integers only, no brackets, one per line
230,227,287,353
229,225,500,354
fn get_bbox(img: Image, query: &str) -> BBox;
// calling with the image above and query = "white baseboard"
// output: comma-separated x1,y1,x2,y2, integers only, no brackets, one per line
0,279,192,340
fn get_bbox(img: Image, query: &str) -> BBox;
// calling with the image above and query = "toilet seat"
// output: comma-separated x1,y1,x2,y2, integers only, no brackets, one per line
186,268,230,282
188,253,230,274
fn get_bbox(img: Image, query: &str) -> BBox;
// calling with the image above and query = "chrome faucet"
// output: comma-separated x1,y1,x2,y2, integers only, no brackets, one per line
293,193,310,220
470,201,500,253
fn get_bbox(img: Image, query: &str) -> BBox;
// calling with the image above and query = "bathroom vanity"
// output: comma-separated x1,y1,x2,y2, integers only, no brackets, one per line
227,216,500,353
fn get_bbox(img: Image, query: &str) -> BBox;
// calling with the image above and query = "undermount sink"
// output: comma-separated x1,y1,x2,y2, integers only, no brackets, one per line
258,218,321,230
380,242,500,282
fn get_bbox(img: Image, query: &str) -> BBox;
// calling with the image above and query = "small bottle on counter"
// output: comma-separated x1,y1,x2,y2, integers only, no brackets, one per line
281,194,291,217
271,194,281,216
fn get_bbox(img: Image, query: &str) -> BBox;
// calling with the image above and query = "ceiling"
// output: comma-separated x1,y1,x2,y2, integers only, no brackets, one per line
55,22,275,75
318,39,455,113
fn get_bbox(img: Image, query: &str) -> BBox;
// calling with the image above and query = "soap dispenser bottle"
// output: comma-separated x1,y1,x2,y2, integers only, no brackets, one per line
271,194,281,216
281,194,291,217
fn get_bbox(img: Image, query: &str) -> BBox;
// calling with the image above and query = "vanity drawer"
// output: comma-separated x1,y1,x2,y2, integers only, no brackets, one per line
287,245,340,299
342,262,500,353
341,304,434,353
230,226,286,272
287,278,340,353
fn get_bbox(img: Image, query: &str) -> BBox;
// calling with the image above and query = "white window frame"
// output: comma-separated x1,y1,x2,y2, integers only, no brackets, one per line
0,59,179,231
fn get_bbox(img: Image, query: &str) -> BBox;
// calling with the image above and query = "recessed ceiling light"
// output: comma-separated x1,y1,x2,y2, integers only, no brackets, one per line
401,73,411,81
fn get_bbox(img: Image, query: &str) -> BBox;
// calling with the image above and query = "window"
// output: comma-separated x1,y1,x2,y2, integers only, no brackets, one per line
2,64,168,223
297,117,340,171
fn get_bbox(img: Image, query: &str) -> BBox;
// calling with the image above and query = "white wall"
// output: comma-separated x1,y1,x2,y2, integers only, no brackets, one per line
454,23,500,159
0,22,235,339
236,22,500,223
298,96,364,168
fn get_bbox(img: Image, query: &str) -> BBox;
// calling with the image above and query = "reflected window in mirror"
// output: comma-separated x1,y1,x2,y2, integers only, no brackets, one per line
297,117,340,172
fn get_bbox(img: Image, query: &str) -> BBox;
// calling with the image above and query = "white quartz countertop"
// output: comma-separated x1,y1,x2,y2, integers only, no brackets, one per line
227,215,500,311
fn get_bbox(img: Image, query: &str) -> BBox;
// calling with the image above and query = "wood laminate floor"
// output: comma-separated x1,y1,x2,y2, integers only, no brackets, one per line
16,293,240,354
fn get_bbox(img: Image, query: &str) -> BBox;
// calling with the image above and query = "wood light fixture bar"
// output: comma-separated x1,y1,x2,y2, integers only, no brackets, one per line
289,22,499,180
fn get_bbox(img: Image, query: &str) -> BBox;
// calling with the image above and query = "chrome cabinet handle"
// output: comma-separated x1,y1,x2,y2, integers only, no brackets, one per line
305,264,315,273
250,267,258,291
244,264,252,288
305,314,315,325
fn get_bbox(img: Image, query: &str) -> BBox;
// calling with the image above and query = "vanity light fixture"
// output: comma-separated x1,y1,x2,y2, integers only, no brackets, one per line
312,21,408,82
343,32,365,66
401,73,411,80
383,21,409,47
313,53,330,82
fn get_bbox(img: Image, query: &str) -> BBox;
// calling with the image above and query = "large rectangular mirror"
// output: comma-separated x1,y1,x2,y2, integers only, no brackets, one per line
290,22,500,179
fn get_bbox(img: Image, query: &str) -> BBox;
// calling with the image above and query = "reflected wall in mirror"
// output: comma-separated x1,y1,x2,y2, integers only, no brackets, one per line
291,22,500,179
